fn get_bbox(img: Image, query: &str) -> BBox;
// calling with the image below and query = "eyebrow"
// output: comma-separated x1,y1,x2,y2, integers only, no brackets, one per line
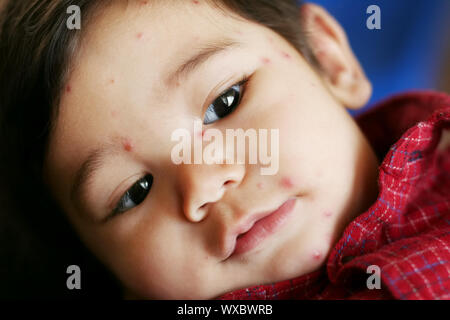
70,37,242,221
164,37,242,87
70,141,120,220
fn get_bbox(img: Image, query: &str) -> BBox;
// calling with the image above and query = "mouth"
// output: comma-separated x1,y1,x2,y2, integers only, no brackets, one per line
223,197,297,261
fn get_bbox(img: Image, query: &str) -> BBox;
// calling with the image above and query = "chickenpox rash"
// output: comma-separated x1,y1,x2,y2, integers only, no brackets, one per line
323,210,333,218
196,129,206,139
122,139,133,152
261,57,271,65
281,51,292,60
312,250,322,260
280,176,294,189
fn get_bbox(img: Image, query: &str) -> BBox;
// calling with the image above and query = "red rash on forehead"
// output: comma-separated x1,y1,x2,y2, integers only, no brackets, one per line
280,176,294,189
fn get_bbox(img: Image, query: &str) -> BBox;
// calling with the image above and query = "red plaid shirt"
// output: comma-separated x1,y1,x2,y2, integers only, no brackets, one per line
218,90,450,300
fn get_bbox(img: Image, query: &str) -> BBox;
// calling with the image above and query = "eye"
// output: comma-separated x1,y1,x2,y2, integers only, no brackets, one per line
203,77,248,125
108,174,153,220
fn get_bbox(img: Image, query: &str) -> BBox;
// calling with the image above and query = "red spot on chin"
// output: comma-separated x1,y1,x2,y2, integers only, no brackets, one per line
312,251,322,260
66,85,72,93
280,176,294,189
123,139,133,152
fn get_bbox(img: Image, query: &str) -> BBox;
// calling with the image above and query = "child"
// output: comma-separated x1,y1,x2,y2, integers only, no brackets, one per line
0,0,448,300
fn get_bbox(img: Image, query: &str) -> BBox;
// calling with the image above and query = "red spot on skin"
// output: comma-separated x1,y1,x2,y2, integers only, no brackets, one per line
324,210,333,218
312,250,322,260
280,176,294,189
261,57,271,65
111,110,117,118
192,0,200,4
281,51,292,59
257,182,264,189
196,129,206,139
123,139,133,152
139,1,148,5
136,32,143,39
66,85,72,93
110,79,115,84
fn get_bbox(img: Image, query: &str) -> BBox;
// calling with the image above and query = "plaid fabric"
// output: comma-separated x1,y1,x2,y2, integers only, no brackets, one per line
218,90,450,300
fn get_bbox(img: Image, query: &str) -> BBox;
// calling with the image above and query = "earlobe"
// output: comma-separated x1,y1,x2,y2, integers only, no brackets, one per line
300,3,372,109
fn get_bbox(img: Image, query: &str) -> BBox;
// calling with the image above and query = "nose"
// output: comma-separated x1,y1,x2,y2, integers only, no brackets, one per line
176,162,245,222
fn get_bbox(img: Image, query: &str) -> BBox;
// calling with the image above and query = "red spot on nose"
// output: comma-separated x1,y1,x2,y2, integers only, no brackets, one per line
280,177,294,189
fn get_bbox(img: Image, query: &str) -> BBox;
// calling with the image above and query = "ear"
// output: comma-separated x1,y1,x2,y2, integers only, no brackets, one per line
300,3,372,109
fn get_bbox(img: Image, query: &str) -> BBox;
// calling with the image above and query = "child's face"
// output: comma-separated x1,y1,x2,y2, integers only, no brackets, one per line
44,1,379,299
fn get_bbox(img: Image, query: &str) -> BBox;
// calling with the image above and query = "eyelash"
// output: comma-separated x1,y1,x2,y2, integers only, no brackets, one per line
105,75,250,223
203,75,250,125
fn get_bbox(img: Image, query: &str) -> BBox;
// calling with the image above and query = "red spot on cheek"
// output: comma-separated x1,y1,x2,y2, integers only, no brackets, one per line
192,0,200,4
110,78,115,84
139,1,148,5
111,110,117,118
261,57,271,65
280,176,294,189
324,210,333,218
66,85,72,93
136,32,143,39
257,182,264,189
123,139,133,152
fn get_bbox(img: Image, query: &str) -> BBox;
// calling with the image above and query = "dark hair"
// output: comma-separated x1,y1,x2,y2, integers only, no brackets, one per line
0,0,314,298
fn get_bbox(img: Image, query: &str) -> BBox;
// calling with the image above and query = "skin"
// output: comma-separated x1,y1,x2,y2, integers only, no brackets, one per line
44,1,379,299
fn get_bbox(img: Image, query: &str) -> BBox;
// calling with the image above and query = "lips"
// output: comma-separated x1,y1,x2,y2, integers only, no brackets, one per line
223,197,297,260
